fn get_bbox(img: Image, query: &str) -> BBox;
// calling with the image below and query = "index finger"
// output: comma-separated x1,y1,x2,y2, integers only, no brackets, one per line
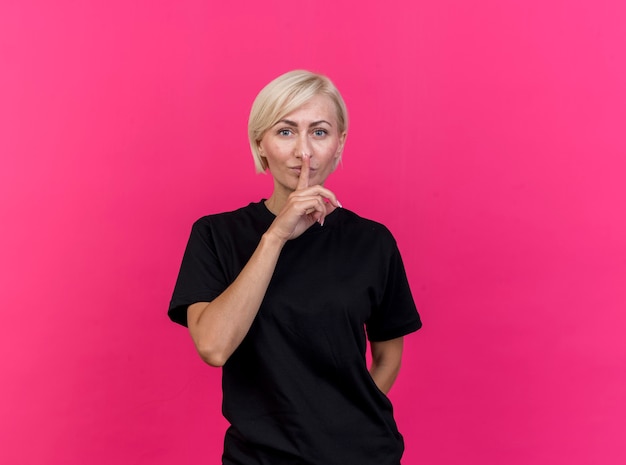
296,154,311,190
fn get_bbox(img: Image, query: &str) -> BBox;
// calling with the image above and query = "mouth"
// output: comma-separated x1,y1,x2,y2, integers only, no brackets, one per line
289,166,317,175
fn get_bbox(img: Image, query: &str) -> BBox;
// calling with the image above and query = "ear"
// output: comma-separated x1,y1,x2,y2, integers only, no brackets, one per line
334,131,347,158
332,133,346,170
338,131,347,152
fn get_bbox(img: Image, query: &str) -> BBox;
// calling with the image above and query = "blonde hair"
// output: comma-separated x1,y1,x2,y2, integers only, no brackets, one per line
248,70,349,173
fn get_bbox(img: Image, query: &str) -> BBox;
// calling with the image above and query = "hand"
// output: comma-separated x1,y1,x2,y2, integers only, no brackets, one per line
266,154,341,242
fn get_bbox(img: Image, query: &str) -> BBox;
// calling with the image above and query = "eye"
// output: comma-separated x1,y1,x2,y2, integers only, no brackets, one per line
277,128,293,136
313,129,328,137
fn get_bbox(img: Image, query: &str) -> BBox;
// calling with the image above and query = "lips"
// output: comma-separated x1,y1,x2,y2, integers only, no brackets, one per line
289,166,316,174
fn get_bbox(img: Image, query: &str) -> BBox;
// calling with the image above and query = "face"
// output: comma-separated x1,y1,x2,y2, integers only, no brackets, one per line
258,94,346,194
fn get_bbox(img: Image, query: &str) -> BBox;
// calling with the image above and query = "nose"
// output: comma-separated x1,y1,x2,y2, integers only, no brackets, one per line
294,133,313,158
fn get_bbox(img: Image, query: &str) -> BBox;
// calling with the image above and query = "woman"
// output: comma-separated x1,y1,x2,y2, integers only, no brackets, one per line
169,70,422,465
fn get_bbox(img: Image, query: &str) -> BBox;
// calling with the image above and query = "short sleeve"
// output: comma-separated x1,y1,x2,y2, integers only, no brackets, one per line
168,218,228,327
365,240,422,341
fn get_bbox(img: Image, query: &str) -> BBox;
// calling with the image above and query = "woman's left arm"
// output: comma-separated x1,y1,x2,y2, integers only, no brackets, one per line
369,337,404,394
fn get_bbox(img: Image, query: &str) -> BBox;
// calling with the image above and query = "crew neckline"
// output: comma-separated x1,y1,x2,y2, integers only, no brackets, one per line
256,199,341,232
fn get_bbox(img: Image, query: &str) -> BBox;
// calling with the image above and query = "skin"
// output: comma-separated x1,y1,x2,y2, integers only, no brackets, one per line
187,94,403,394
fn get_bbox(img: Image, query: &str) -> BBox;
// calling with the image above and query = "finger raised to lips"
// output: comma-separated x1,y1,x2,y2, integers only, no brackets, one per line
296,154,310,190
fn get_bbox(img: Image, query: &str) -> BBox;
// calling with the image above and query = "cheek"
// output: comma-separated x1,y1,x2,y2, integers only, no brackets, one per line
262,140,291,159
322,142,342,161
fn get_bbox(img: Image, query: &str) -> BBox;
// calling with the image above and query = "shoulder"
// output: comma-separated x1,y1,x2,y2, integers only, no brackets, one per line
329,208,401,260
335,208,397,242
191,201,271,233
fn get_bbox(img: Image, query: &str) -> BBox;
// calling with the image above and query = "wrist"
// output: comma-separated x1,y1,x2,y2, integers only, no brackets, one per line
260,230,288,250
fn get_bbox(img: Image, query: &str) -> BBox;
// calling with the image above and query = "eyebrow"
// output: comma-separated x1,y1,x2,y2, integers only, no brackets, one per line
275,119,333,127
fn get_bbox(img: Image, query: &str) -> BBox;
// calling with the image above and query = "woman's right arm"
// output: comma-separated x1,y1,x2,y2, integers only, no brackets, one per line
187,231,285,367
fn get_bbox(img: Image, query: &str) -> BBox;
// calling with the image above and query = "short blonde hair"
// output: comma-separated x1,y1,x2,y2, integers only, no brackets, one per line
248,70,349,173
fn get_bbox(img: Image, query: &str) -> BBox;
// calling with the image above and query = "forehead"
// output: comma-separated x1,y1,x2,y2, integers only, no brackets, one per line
281,94,338,123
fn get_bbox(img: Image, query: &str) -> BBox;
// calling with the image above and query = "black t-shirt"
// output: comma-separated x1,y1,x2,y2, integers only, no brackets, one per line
169,201,422,465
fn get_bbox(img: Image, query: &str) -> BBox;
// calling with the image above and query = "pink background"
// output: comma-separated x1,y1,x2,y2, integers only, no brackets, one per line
1,1,625,464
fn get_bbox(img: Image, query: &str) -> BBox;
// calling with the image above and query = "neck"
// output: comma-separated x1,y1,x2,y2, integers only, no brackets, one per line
264,193,286,216
264,179,297,215
264,191,337,218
